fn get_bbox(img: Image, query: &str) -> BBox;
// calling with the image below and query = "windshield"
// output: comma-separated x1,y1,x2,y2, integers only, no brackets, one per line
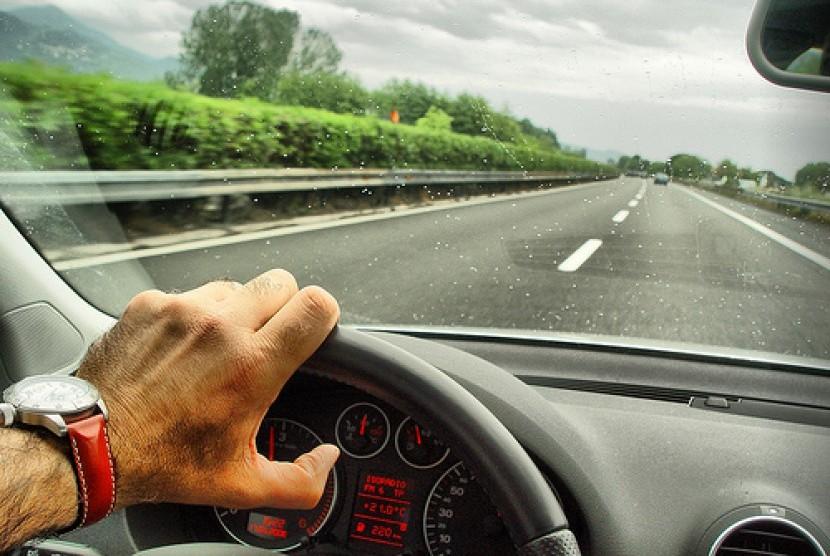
0,0,828,365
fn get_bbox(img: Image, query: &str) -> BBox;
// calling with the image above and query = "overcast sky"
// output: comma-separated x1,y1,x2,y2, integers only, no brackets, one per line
4,0,829,178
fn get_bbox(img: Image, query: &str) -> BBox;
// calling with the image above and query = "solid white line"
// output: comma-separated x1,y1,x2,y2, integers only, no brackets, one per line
628,199,638,208
52,179,612,271
681,187,830,272
612,210,629,223
558,239,602,272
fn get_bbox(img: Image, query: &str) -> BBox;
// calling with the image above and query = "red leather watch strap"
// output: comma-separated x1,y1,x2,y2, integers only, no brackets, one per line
66,414,116,527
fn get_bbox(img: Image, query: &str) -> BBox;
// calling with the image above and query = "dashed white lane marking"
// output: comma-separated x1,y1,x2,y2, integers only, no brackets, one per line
681,187,830,272
635,193,643,200
558,239,603,272
628,199,638,207
612,210,629,223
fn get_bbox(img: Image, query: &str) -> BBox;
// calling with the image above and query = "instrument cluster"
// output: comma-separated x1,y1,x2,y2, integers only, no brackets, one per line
205,374,514,555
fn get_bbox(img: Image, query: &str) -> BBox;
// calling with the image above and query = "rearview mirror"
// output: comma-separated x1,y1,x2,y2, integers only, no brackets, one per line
747,0,830,92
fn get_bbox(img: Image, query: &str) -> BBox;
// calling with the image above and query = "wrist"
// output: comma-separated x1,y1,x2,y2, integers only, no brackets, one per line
2,428,78,530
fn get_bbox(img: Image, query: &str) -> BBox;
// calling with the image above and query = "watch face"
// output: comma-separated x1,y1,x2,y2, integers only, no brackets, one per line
3,376,100,414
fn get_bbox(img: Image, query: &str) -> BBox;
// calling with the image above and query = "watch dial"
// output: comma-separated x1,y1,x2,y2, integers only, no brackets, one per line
5,376,99,414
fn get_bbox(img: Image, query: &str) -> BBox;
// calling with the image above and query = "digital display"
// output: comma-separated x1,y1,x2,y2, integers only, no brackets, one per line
247,512,290,541
349,471,413,553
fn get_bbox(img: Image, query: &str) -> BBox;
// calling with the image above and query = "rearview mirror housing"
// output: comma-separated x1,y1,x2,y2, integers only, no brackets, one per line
747,0,830,92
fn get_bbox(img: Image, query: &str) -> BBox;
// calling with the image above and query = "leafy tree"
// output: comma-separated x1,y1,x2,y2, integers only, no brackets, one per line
286,28,342,74
517,118,560,150
648,161,667,174
446,94,521,141
668,153,711,181
795,162,830,193
617,155,651,173
274,70,368,114
738,166,756,180
714,159,739,186
416,106,454,131
371,79,449,124
173,1,299,99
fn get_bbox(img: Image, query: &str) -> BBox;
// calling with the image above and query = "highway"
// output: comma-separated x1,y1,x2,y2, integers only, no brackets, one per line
62,177,830,362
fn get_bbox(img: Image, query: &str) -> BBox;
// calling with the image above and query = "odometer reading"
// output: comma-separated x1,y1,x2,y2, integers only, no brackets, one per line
214,419,338,551
424,462,514,556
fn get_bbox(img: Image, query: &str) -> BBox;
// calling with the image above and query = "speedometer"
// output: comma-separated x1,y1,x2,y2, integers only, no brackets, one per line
424,462,514,556
214,418,338,551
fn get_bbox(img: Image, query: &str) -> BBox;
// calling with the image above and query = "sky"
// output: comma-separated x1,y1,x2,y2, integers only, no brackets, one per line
3,0,829,179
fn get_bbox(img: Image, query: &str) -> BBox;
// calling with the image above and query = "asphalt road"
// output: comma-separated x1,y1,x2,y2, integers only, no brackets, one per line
63,177,830,361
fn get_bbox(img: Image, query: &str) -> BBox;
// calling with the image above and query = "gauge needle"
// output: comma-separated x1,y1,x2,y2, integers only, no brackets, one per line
415,425,422,445
359,414,368,436
268,425,275,461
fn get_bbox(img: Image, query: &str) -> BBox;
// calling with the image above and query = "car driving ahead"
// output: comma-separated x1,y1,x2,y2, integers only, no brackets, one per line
0,0,828,555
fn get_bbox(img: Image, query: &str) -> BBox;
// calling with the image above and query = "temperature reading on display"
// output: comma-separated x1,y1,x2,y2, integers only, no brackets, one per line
349,471,412,554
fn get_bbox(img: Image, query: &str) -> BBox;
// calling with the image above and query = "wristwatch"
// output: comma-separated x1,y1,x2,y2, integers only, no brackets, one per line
0,375,116,528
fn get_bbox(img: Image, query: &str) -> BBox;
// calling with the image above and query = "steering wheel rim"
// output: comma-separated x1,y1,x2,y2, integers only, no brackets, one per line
134,326,581,555
305,326,581,555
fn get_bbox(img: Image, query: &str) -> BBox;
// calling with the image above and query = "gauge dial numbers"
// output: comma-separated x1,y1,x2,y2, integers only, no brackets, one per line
335,402,391,459
214,418,338,551
395,417,450,469
424,462,514,556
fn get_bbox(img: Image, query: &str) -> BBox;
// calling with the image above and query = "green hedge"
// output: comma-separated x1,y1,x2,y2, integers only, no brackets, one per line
0,63,611,173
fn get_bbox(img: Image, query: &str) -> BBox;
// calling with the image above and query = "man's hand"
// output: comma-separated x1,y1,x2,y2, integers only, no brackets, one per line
78,270,341,510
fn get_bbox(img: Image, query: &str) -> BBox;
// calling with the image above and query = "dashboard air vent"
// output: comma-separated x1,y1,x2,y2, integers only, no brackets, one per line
712,517,824,556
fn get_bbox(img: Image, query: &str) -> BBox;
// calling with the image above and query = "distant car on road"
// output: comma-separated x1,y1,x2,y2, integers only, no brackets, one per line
654,172,669,185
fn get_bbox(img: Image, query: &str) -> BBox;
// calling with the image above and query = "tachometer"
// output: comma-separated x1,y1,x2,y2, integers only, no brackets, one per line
214,418,338,551
424,462,514,556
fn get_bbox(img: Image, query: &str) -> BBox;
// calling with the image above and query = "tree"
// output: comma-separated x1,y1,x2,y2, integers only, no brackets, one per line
714,159,739,187
416,106,454,132
446,94,521,141
371,79,449,124
668,154,711,181
649,161,667,174
173,1,299,99
274,71,368,114
286,28,342,74
795,162,830,193
518,118,560,150
738,166,756,180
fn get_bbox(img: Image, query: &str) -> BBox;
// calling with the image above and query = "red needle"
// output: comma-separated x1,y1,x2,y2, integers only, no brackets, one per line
359,414,368,436
415,424,422,445
268,425,275,461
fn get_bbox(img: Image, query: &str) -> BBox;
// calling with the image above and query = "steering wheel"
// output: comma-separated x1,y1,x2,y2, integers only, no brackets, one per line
135,327,581,556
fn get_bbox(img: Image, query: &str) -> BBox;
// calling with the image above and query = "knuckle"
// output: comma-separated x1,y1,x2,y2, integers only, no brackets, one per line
125,289,166,314
296,286,339,322
158,296,194,319
264,269,298,290
189,312,228,342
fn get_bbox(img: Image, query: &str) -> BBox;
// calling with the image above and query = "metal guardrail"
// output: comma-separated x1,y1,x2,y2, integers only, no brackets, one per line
745,190,830,213
686,181,830,215
0,169,615,206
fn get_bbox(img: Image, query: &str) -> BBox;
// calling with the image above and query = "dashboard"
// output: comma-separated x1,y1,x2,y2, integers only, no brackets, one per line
152,374,515,555
65,329,830,556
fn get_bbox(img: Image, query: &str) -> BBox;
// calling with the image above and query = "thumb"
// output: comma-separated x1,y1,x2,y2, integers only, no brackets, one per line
253,444,340,510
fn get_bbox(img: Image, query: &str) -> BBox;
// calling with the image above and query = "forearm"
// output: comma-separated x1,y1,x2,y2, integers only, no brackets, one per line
0,428,77,551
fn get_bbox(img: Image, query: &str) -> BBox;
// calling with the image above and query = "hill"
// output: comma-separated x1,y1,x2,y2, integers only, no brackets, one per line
0,4,177,81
